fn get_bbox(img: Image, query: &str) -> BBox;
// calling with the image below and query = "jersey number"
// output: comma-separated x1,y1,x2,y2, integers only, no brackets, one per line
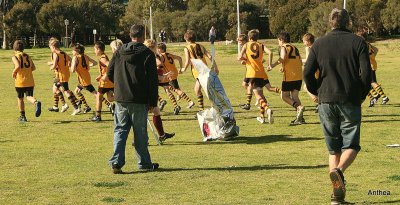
19,54,30,68
287,45,300,59
250,43,260,59
191,45,204,59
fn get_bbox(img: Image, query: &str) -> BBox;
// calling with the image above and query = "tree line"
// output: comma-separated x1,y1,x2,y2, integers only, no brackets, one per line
1,0,399,48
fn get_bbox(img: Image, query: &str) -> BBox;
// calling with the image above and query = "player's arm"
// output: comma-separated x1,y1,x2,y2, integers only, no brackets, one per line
87,56,98,68
263,44,273,70
11,56,20,79
180,48,190,73
204,46,219,74
371,44,379,55
31,59,36,71
238,43,247,61
50,53,58,71
70,56,78,73
271,47,286,72
171,54,183,69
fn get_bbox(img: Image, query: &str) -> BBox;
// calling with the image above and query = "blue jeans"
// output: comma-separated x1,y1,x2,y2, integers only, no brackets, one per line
108,102,153,169
319,103,362,155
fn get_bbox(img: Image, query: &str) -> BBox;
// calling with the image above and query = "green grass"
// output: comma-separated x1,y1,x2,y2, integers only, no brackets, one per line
0,39,399,204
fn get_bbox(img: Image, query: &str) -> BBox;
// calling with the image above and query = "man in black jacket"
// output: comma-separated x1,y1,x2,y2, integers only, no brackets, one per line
107,24,159,174
304,9,371,204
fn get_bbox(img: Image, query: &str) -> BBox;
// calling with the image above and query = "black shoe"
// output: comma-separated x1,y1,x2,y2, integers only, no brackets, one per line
160,132,175,142
330,168,346,201
110,103,115,116
111,163,123,174
151,163,159,170
35,101,42,117
173,106,181,115
48,106,59,112
83,106,91,114
159,100,167,111
239,104,250,110
91,116,102,122
19,116,27,122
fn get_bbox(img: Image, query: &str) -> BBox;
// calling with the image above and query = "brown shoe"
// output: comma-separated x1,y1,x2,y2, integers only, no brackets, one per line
330,168,346,201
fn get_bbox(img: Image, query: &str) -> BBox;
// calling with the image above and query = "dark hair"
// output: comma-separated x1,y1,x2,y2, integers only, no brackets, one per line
130,24,145,38
248,29,259,41
356,28,368,40
237,34,248,42
302,33,315,44
73,43,85,54
278,31,290,43
329,8,350,29
184,30,196,42
95,41,105,52
13,40,24,51
157,42,167,52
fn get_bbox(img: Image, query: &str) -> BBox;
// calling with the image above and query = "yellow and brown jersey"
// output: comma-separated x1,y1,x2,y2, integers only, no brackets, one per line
244,41,268,79
55,50,70,83
186,43,207,79
156,54,169,84
282,43,302,82
160,52,178,81
368,43,377,71
98,53,113,88
14,51,34,87
75,54,91,86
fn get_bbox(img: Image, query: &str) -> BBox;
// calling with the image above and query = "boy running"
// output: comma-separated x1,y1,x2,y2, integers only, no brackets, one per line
92,41,115,122
237,29,274,124
271,31,305,125
302,33,319,113
11,40,42,122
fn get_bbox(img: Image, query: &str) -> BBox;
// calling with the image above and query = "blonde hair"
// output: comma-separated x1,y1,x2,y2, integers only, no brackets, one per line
144,39,157,53
110,39,123,51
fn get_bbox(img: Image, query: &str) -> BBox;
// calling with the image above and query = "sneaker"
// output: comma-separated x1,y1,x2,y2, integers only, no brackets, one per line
173,106,181,115
91,116,101,122
159,100,167,111
48,106,59,112
290,117,306,125
35,101,42,117
140,163,159,171
382,96,389,105
369,98,377,107
83,106,91,114
111,163,123,174
176,95,181,101
330,168,346,201
256,116,266,124
60,104,69,113
19,116,27,122
266,108,274,124
330,194,344,205
160,132,175,142
71,107,81,115
187,101,195,109
240,104,250,110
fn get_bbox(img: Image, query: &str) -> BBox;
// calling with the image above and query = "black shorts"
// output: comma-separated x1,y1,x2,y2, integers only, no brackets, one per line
169,79,180,89
158,82,169,87
15,87,34,98
98,87,114,94
371,71,377,83
282,80,302,92
248,78,267,88
55,82,70,91
77,84,96,93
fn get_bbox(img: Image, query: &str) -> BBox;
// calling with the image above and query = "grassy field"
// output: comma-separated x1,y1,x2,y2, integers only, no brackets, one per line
0,39,399,204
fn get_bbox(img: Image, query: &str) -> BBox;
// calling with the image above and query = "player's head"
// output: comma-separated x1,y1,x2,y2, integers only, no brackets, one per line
278,31,290,45
184,30,196,43
13,40,24,52
237,34,248,46
248,29,259,41
302,33,315,47
356,28,368,41
329,8,350,29
73,43,85,55
110,39,123,53
94,41,105,56
157,42,167,53
144,39,157,53
130,24,145,41
49,39,61,52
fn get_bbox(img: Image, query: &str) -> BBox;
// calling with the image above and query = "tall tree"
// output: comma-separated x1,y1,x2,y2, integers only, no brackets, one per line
4,2,36,47
381,0,400,34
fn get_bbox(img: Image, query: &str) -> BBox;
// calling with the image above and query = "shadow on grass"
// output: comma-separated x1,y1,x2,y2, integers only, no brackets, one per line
0,140,14,143
362,119,400,123
364,199,400,204
120,164,328,174
54,119,114,124
163,135,321,146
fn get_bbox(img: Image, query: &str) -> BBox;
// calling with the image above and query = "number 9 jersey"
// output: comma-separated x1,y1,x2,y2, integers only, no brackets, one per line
245,42,268,79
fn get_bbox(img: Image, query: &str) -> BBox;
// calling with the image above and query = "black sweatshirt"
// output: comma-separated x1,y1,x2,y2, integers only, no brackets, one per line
304,28,372,106
107,42,158,107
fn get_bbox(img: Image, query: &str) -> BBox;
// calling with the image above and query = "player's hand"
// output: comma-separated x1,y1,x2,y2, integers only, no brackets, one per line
179,68,184,74
101,75,109,82
240,60,246,65
12,71,17,79
279,67,284,73
267,65,273,71
96,76,101,82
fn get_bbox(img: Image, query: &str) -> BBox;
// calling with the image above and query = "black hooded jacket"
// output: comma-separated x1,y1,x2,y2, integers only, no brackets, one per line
107,42,158,107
